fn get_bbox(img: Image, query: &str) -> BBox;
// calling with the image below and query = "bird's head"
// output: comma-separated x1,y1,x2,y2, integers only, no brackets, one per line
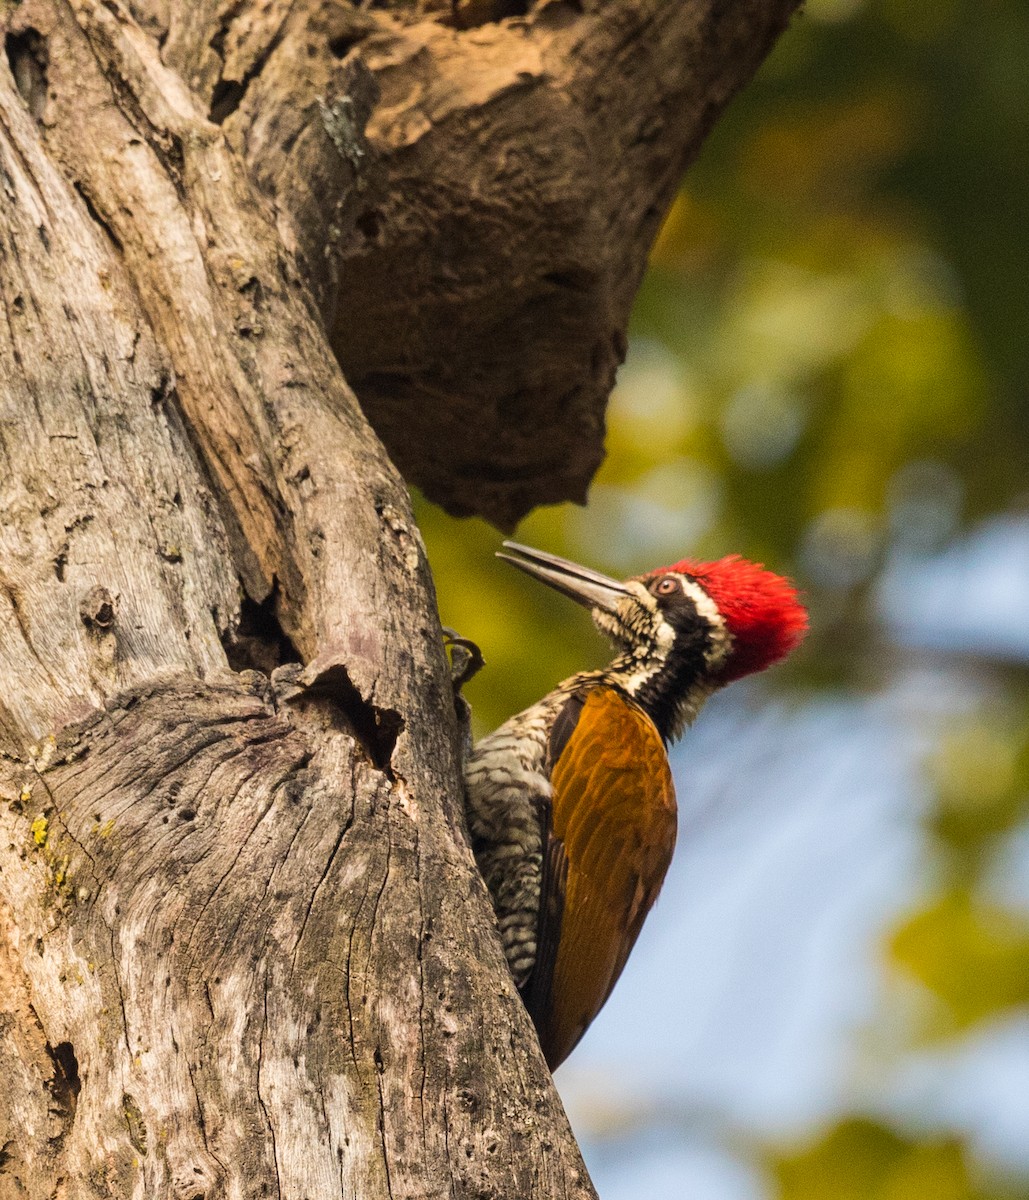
498,542,808,740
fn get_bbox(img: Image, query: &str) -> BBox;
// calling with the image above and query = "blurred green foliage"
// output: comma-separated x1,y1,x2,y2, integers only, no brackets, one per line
773,1119,1017,1200
417,0,1029,1193
930,719,1029,853
891,889,1029,1032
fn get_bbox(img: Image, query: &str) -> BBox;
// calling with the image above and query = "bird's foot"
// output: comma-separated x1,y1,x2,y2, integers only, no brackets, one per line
442,627,483,763
442,627,484,693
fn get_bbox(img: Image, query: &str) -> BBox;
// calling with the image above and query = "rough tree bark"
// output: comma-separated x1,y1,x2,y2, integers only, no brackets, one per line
0,1,798,1196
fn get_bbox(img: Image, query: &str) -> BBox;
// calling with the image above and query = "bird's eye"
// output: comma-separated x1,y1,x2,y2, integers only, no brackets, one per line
653,576,679,597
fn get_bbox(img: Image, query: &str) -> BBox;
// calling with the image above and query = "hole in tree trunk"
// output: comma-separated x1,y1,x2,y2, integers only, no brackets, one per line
5,29,48,121
222,586,302,676
46,1041,81,1112
209,78,246,125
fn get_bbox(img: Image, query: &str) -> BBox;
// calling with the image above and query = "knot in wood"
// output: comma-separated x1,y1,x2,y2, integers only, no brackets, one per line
79,585,116,629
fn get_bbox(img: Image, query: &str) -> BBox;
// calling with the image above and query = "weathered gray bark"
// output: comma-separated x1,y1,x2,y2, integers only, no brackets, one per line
0,1,798,1196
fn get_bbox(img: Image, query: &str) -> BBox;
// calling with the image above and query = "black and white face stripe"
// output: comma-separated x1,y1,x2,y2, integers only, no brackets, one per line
591,575,732,743
643,573,732,670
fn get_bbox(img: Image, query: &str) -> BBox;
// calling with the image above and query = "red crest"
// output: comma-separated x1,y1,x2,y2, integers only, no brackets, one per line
665,556,808,682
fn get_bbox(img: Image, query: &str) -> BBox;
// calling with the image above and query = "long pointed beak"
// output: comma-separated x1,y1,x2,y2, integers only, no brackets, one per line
497,541,631,616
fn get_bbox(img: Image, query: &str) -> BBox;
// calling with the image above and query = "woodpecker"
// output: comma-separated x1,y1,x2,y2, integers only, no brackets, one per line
464,541,807,1070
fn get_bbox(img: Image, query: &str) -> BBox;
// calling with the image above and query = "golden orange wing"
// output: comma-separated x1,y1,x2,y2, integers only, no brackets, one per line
526,686,677,1069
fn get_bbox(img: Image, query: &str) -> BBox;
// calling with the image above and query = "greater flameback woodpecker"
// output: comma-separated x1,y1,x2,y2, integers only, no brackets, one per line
464,541,808,1070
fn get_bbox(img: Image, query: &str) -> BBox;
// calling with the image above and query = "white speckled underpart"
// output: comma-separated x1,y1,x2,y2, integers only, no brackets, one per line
464,687,570,984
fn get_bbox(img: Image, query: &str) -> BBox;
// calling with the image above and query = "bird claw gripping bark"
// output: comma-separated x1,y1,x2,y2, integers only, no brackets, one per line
442,627,484,693
442,627,484,765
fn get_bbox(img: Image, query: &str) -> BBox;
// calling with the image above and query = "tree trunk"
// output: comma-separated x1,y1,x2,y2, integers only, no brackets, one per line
0,1,797,1196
